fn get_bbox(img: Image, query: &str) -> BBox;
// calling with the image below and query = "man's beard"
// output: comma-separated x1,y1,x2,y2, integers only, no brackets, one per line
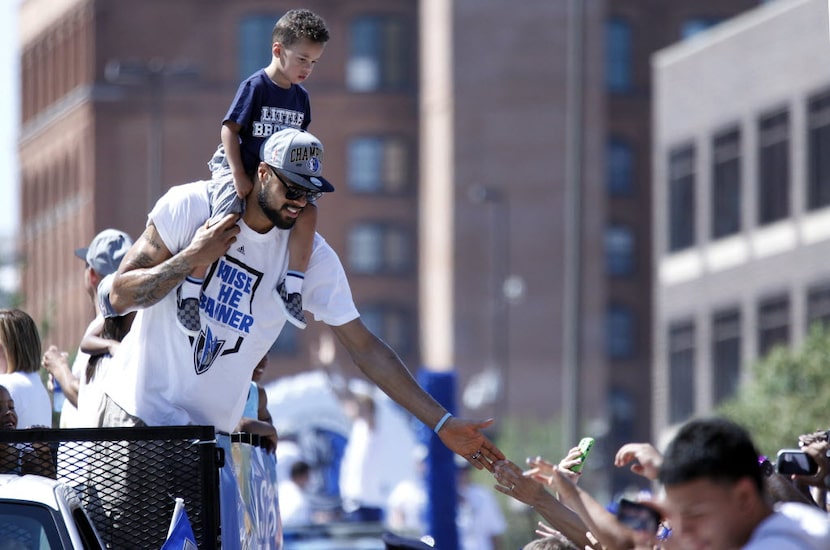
258,187,297,230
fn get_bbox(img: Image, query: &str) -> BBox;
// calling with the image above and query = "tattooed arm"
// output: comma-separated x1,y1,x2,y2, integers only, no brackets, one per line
108,214,240,314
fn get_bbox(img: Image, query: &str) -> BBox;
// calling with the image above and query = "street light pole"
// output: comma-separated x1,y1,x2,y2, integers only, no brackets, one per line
562,0,585,448
105,59,198,211
468,184,509,419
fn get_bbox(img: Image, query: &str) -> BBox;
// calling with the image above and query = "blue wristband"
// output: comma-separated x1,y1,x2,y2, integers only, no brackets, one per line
433,412,452,434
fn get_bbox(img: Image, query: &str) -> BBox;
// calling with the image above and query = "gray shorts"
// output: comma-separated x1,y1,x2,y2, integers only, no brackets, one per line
206,144,244,223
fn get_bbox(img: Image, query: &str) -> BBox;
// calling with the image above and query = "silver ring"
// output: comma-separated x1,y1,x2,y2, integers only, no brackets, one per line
470,451,481,460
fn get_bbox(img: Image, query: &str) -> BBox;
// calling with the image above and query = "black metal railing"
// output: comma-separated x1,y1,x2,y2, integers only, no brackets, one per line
0,426,221,550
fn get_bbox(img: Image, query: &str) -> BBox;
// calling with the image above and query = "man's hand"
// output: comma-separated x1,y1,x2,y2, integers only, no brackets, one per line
437,416,505,472
111,215,240,313
493,459,548,505
794,440,830,487
183,214,240,270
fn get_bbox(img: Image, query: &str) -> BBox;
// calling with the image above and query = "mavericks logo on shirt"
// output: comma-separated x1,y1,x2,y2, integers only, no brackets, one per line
194,326,226,375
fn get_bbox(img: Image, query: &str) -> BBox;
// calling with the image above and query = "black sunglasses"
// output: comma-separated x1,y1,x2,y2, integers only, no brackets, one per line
271,168,322,202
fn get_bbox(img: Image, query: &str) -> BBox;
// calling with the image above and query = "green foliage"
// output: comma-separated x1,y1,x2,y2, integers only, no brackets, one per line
717,325,830,456
481,414,566,550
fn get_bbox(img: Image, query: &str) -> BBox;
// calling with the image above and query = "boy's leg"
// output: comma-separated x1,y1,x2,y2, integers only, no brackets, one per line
176,175,243,336
277,203,317,329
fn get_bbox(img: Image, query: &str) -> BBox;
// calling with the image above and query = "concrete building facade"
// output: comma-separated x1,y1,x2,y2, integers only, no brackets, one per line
652,0,830,437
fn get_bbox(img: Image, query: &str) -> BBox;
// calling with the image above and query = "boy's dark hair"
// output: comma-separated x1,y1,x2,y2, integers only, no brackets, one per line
273,9,330,47
658,417,765,494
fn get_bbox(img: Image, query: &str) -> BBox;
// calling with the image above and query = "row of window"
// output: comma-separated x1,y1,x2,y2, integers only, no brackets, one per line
240,15,412,92
668,87,830,252
666,281,830,423
605,16,724,94
21,8,92,123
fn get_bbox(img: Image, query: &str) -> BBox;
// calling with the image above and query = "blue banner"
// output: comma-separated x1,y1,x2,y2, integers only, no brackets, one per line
217,434,282,549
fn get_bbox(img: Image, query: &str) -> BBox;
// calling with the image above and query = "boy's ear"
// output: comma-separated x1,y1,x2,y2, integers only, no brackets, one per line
272,41,282,57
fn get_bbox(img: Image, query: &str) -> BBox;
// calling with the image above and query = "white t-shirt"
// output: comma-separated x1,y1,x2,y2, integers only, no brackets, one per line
57,349,87,428
386,478,428,535
76,354,113,427
0,371,52,428
340,418,389,509
59,317,96,429
385,477,507,549
457,482,506,550
744,502,830,549
103,181,359,432
278,479,312,528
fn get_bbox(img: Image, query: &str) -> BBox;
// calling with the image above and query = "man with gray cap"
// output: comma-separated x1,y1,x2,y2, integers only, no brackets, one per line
102,127,504,469
42,228,132,428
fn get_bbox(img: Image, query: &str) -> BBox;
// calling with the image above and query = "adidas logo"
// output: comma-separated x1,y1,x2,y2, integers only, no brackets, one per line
236,245,245,255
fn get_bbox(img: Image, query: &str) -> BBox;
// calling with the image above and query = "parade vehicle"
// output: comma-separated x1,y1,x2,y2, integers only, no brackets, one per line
0,473,106,549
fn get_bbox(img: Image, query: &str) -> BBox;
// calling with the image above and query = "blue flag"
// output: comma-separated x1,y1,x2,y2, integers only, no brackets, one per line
160,504,197,550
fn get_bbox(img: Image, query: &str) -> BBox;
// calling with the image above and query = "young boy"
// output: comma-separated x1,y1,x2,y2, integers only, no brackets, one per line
177,8,331,334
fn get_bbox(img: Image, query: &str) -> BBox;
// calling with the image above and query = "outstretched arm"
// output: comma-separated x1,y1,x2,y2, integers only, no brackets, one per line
525,458,654,550
614,442,663,480
78,316,119,357
493,460,595,549
42,346,79,408
109,216,239,314
330,318,505,470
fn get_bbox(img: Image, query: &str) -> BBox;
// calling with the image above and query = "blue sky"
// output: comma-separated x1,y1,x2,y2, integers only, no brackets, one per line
0,1,20,238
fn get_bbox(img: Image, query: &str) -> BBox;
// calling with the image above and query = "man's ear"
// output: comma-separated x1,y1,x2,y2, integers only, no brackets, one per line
85,266,99,289
257,163,270,185
733,477,758,508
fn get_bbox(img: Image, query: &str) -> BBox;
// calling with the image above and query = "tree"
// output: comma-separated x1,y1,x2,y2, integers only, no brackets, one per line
717,325,830,456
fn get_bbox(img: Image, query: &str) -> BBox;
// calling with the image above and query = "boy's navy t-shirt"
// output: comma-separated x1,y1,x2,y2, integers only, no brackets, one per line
223,69,312,176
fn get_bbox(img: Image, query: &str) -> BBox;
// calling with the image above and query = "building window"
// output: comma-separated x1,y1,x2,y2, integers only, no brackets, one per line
606,304,636,360
712,308,741,404
607,138,634,196
669,321,695,424
347,16,411,92
680,17,723,39
347,223,413,274
712,127,741,238
347,136,411,194
360,304,414,356
605,18,632,93
806,281,830,330
757,110,790,225
605,224,635,277
757,294,790,357
807,89,830,210
239,15,278,81
668,144,696,252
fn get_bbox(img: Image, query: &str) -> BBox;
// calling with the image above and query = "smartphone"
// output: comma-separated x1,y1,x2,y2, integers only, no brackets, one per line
616,498,661,534
569,437,595,473
775,449,818,476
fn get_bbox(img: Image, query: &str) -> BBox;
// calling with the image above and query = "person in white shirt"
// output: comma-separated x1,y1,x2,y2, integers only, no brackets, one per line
658,417,830,550
0,309,52,428
42,228,133,428
279,460,313,528
98,128,504,534
387,450,506,550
